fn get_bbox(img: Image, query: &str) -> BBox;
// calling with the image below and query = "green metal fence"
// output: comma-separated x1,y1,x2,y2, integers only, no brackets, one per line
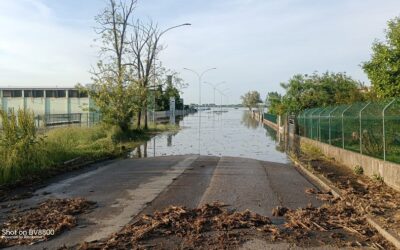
264,113,277,124
297,99,400,164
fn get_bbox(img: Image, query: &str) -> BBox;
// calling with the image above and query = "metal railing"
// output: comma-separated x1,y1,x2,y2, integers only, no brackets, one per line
34,112,102,128
297,99,400,163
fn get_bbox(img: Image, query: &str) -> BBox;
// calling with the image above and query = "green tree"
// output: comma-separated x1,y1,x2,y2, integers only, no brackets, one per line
362,17,400,98
241,91,262,110
265,92,284,115
280,72,365,114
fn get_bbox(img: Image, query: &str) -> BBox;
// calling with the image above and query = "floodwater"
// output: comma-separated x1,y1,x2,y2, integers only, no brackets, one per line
129,108,288,164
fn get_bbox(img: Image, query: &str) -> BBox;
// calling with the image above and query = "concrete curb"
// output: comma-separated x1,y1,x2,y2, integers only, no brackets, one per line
288,155,400,249
289,155,341,198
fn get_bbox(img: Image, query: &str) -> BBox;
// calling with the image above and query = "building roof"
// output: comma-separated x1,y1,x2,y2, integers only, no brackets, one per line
0,87,78,90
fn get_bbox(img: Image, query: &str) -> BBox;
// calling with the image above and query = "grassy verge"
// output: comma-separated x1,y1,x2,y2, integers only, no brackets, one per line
0,109,178,187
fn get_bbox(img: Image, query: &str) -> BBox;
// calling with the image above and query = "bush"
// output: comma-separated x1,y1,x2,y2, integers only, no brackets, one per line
372,173,384,182
353,165,364,175
300,142,323,161
0,109,49,184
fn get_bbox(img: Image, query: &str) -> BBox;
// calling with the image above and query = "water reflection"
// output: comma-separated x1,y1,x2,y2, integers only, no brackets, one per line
128,109,288,164
241,111,260,129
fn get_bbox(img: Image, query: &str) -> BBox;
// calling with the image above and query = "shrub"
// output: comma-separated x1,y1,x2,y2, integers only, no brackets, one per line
372,173,384,182
0,109,49,184
300,142,323,161
353,165,364,175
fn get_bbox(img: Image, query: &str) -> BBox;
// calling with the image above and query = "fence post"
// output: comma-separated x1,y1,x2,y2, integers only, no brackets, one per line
318,108,328,141
382,99,395,161
359,102,371,154
310,109,316,139
341,105,352,149
328,107,338,145
303,110,306,137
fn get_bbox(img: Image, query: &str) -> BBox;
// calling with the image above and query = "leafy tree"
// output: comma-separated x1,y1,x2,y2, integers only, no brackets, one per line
280,72,365,114
265,92,285,115
241,91,262,110
155,75,185,111
362,17,400,98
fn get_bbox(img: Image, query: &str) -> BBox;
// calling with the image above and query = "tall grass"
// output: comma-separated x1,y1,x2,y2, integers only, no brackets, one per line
0,109,49,184
0,110,178,185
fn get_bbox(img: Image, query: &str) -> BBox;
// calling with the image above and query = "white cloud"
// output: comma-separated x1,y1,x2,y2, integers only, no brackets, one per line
0,0,96,87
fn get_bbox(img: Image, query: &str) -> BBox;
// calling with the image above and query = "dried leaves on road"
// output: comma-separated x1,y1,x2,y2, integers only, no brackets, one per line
78,202,277,249
0,198,96,248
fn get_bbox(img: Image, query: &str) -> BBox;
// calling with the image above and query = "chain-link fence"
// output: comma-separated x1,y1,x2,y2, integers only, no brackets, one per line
297,99,400,164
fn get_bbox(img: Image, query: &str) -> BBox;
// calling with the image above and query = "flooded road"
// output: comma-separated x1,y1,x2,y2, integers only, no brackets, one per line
131,108,288,164
3,109,328,249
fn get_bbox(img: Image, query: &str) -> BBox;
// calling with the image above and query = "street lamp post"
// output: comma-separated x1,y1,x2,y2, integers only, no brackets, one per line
183,67,217,154
204,81,226,110
216,88,229,112
151,23,191,125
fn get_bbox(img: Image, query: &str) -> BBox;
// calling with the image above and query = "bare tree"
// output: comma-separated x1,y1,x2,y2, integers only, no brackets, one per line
128,20,163,129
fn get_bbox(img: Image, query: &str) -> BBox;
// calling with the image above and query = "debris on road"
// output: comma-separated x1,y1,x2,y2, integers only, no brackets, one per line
295,146,400,249
72,200,394,249
272,206,289,217
0,198,96,248
77,202,278,249
283,191,392,249
305,187,334,201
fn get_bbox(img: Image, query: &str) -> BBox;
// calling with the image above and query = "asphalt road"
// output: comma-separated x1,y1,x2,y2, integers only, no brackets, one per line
2,155,322,249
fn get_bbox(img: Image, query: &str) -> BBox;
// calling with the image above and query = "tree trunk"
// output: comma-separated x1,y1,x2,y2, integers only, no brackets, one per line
144,106,148,130
119,123,128,132
137,110,141,129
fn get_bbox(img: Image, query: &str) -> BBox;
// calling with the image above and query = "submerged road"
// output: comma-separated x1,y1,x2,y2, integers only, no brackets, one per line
3,154,322,249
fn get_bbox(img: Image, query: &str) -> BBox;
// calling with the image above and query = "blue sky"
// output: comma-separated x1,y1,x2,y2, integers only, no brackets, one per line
0,0,399,104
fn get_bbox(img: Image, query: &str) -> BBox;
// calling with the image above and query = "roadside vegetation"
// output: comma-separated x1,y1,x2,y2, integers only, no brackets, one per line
0,109,177,186
1,0,185,186
240,90,262,110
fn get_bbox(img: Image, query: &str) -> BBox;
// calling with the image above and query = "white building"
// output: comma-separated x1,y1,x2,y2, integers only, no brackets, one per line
0,87,98,126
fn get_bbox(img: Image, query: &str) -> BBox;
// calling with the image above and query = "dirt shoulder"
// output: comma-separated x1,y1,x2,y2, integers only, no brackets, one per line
291,141,400,248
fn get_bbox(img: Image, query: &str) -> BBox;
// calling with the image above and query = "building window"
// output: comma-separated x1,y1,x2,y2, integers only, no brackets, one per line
68,90,79,98
24,90,33,97
24,90,44,97
56,90,66,98
46,90,55,98
46,90,66,98
25,90,44,97
2,90,22,98
33,90,44,97
3,90,12,97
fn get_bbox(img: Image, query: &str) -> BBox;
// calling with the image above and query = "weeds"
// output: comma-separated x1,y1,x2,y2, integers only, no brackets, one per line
353,165,364,175
0,109,49,184
300,142,323,161
0,109,178,186
372,173,384,182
